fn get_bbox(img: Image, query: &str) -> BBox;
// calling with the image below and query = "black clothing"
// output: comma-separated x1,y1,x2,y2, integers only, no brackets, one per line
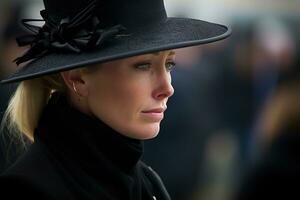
0,93,170,200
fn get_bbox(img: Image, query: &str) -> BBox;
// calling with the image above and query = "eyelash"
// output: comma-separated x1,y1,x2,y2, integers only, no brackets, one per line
166,62,176,71
134,62,176,72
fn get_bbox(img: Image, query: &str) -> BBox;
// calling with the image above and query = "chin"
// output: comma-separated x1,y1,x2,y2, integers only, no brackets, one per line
130,124,160,140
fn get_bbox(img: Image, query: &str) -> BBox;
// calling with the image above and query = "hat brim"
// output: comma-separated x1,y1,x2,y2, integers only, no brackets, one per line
1,17,231,83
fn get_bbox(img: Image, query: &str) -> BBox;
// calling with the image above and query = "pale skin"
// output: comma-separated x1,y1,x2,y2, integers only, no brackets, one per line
60,50,175,140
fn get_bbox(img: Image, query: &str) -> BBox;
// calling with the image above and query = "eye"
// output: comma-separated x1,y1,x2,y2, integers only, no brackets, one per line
166,61,176,72
134,63,151,71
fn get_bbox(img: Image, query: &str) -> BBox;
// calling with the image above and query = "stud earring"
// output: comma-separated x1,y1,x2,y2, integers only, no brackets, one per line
72,82,82,100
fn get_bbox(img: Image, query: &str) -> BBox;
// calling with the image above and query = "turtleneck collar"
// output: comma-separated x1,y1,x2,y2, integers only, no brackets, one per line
34,92,144,174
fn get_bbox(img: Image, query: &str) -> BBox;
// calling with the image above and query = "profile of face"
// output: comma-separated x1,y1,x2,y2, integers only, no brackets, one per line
61,50,175,140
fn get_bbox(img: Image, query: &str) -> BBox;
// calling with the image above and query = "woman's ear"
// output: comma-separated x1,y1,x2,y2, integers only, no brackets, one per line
60,69,89,97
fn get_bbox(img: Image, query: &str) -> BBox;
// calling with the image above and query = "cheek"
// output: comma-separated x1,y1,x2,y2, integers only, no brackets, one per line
88,79,146,121
87,79,159,139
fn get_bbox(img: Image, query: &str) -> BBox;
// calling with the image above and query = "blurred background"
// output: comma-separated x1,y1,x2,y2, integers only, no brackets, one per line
0,0,300,200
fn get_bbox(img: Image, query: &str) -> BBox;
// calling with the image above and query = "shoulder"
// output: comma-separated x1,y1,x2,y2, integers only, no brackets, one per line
0,174,54,199
0,142,69,199
2,141,55,178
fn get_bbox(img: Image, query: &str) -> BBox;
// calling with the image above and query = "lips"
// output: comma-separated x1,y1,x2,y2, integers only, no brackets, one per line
142,107,166,113
141,107,166,121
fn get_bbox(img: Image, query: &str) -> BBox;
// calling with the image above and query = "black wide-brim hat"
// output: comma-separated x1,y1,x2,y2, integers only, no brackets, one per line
1,0,231,84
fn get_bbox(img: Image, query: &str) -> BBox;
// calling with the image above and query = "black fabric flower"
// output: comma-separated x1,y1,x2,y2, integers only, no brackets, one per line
14,0,126,65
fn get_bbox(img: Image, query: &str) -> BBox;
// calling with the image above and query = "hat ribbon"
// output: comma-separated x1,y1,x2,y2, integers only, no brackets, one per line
14,0,127,65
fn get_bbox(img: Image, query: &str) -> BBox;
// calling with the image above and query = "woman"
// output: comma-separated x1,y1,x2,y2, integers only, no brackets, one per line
0,0,230,199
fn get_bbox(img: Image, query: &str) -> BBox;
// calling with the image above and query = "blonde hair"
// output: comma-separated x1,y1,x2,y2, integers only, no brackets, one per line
1,73,67,145
0,64,100,154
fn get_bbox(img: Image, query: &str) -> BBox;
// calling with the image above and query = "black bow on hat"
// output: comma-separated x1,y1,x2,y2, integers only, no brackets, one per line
15,0,126,65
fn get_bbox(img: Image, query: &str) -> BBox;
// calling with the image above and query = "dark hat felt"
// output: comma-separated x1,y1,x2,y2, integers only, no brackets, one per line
1,0,231,83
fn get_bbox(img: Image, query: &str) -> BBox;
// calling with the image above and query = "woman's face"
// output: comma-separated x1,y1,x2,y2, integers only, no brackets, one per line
82,50,175,139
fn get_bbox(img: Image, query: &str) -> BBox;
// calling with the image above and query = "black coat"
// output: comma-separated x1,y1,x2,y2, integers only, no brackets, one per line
0,93,170,200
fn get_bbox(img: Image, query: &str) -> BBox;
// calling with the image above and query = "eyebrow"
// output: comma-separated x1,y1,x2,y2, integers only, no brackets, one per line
151,51,175,56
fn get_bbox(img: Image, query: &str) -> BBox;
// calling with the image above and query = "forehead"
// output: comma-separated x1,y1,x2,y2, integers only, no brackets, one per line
130,50,176,62
86,50,176,71
125,50,175,62
130,51,175,60
150,50,176,56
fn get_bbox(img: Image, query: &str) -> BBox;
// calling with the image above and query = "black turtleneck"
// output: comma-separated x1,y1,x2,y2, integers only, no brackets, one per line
0,93,170,200
36,92,143,174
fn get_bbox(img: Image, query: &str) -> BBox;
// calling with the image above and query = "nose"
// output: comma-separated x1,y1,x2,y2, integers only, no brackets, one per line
152,71,174,100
